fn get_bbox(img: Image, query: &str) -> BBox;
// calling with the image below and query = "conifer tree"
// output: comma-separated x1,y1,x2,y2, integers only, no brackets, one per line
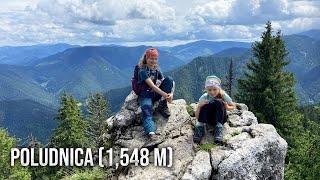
225,58,234,98
49,93,88,148
0,129,31,179
235,21,320,179
86,93,112,147
236,21,300,135
24,135,51,179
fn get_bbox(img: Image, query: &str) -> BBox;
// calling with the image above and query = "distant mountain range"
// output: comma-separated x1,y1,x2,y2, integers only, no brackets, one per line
298,29,320,40
165,53,249,103
31,47,130,98
0,29,319,142
165,33,320,104
106,30,320,109
0,44,186,141
213,47,250,57
0,99,57,143
0,43,78,65
0,64,58,107
160,40,251,63
1,45,185,101
30,45,184,72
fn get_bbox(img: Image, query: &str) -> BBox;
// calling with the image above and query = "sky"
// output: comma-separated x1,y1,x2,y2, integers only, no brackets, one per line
0,0,319,46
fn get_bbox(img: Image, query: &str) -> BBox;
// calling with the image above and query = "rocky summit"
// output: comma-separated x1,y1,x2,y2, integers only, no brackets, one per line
103,91,288,180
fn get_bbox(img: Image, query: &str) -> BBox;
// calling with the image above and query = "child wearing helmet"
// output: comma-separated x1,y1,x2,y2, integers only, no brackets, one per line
193,75,235,145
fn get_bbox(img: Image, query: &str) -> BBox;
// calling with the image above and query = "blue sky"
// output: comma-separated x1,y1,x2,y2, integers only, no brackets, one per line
0,0,319,46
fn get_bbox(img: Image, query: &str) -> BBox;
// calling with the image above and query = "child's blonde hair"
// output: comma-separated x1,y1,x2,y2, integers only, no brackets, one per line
217,88,226,99
205,86,226,99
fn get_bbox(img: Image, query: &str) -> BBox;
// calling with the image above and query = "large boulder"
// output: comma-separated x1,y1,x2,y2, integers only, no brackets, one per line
103,92,287,180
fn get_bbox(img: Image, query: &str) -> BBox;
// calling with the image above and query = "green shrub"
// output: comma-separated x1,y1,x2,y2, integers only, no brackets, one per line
62,168,111,180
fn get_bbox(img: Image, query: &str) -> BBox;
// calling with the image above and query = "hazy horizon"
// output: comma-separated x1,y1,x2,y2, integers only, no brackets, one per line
1,28,319,48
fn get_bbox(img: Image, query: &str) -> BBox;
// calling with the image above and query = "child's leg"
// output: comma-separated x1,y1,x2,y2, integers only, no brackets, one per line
211,99,226,143
153,76,174,102
194,103,214,144
197,100,226,144
198,103,215,125
140,97,156,136
193,122,206,144
154,76,174,118
211,99,226,124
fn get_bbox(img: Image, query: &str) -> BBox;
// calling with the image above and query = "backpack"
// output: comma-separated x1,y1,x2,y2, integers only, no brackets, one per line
131,65,160,95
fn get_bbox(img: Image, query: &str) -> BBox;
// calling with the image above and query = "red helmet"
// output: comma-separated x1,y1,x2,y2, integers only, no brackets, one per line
145,48,159,59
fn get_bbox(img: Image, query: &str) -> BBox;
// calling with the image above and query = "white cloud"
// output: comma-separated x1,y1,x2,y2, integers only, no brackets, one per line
34,0,176,25
93,31,104,38
289,1,320,17
273,17,320,35
187,0,309,26
0,0,40,12
183,0,320,40
188,0,233,25
0,0,319,46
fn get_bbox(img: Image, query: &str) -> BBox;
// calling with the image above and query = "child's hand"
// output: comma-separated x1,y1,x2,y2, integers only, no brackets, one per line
198,100,209,107
166,93,173,103
223,101,228,108
162,92,169,99
224,101,235,111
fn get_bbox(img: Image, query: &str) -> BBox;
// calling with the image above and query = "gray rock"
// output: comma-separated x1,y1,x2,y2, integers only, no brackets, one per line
106,116,114,129
228,110,258,127
182,151,212,180
241,110,258,125
113,108,136,127
210,146,226,171
226,132,252,149
217,124,287,180
228,114,243,127
103,93,287,180
110,91,160,128
235,103,249,111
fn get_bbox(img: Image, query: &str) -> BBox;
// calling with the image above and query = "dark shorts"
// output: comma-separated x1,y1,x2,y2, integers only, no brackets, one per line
198,99,228,126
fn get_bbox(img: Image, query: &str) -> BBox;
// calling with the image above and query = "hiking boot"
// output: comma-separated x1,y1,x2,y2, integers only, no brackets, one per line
193,124,204,144
143,134,163,148
214,122,223,145
158,100,171,118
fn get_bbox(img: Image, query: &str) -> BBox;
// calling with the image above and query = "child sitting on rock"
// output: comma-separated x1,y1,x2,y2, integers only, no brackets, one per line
193,75,235,145
133,48,175,143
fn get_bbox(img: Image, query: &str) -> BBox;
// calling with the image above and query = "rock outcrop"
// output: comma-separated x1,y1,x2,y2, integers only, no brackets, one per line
103,92,287,180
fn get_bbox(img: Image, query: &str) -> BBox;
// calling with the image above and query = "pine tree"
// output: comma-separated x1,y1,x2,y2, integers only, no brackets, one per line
0,129,31,179
86,93,112,147
236,21,300,135
235,21,320,179
49,93,89,148
24,135,51,179
224,58,234,98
